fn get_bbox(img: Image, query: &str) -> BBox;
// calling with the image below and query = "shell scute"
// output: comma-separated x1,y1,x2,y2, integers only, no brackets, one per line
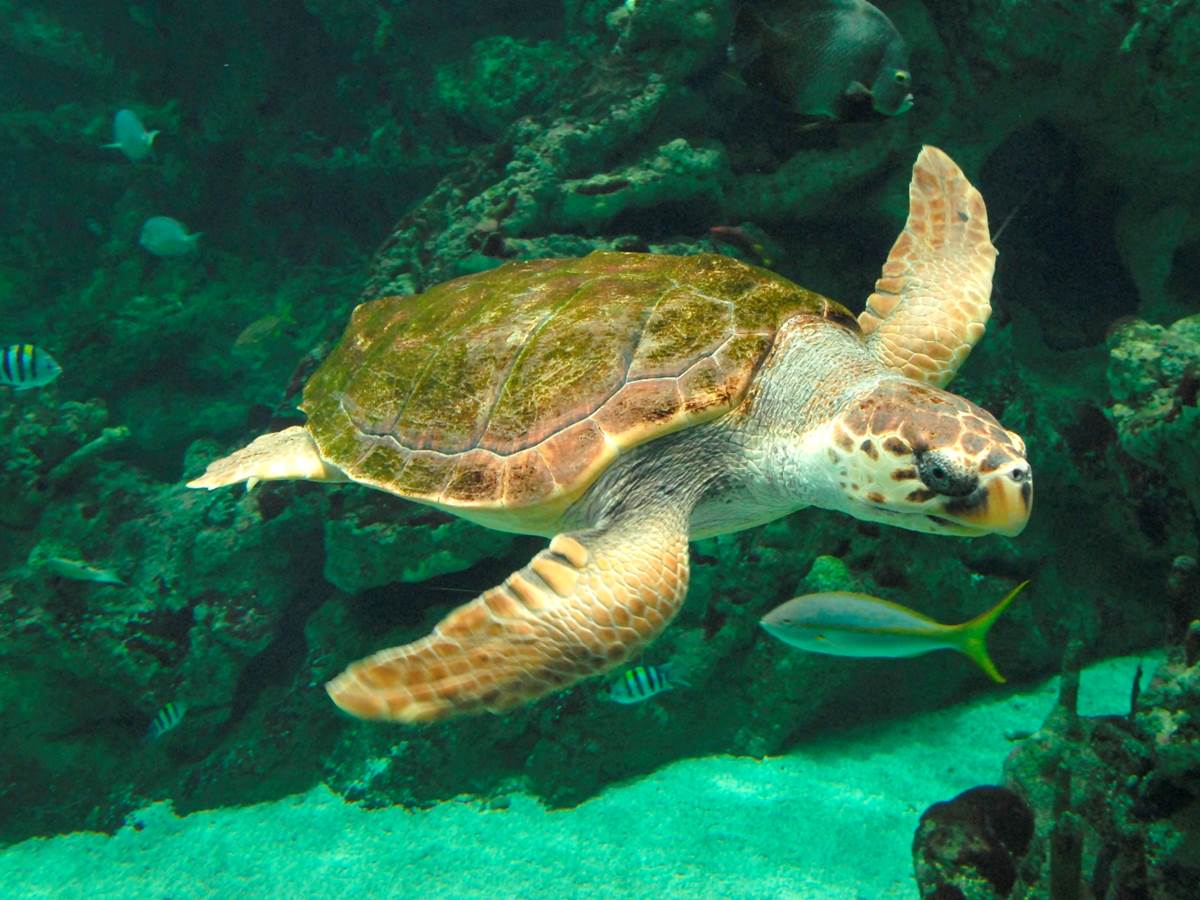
677,355,735,412
481,273,653,453
712,332,774,387
592,378,685,440
446,450,504,504
502,449,557,505
628,288,732,379
536,420,608,490
394,450,455,497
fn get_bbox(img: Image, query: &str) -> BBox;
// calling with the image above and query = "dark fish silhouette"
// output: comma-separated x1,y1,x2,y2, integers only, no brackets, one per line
732,0,914,119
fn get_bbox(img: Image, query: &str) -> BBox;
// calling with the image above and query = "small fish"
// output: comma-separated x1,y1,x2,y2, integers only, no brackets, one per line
233,315,284,350
0,344,62,391
732,0,914,119
602,664,689,704
760,582,1029,682
37,556,125,586
139,216,200,257
104,108,159,162
146,701,187,740
708,224,780,267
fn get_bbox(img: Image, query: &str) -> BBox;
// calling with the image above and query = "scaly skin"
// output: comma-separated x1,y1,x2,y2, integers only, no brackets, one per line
327,509,693,722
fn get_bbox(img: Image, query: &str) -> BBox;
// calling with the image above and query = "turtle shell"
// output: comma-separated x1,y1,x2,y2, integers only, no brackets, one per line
303,251,856,532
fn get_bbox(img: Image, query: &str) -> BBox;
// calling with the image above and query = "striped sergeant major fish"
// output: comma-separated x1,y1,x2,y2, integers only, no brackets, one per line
602,663,689,705
145,701,187,740
0,344,62,391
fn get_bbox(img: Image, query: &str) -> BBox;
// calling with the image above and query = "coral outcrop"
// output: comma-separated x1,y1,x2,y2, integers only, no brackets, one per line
915,611,1200,898
1108,314,1200,518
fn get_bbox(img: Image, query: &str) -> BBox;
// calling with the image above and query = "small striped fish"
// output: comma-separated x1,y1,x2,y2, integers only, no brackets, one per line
146,701,187,740
602,664,688,705
0,344,62,391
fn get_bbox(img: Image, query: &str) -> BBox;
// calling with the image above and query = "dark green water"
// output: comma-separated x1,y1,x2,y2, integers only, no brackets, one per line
1,2,1198,897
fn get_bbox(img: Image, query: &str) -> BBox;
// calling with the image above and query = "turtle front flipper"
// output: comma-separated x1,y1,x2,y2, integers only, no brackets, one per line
187,426,348,489
859,146,997,387
325,507,690,723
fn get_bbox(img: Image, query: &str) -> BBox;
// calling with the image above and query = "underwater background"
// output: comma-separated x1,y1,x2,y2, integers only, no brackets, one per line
1,1,1198,897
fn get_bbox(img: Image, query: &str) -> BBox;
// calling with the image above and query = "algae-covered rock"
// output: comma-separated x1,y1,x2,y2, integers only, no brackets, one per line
558,138,728,230
913,786,1035,900
0,1,113,76
0,396,111,541
1011,652,1200,898
0,447,327,842
436,36,577,139
608,0,733,78
1107,315,1200,514
323,491,519,593
918,613,1200,898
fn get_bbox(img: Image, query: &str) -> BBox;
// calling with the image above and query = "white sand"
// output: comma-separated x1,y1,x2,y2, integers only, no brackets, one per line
1,654,1156,900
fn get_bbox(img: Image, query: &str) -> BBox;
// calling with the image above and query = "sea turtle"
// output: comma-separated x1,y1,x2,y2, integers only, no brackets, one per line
189,146,1032,724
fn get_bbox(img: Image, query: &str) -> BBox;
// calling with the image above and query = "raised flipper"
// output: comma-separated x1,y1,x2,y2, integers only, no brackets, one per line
859,146,997,388
325,504,691,723
187,426,347,489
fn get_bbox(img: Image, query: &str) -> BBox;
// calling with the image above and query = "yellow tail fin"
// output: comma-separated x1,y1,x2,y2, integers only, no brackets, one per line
952,581,1030,683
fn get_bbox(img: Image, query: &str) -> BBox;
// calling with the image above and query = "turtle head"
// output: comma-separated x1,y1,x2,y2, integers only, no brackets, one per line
822,379,1031,537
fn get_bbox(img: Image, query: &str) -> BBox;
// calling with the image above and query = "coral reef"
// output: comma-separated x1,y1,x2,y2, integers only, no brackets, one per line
914,785,1035,898
1108,314,1200,518
436,36,578,140
915,602,1200,898
1,7,1199,889
322,491,521,594
0,428,330,841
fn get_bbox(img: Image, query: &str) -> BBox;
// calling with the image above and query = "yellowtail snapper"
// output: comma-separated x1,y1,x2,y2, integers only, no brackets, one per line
0,344,62,391
760,582,1030,683
602,664,689,704
146,701,187,740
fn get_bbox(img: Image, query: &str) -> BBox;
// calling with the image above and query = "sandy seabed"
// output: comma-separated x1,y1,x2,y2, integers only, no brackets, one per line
0,654,1156,899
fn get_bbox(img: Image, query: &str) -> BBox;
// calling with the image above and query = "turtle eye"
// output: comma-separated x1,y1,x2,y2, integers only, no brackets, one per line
894,70,910,84
916,450,978,497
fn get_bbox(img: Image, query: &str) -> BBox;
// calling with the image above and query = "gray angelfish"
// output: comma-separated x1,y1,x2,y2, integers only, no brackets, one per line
733,0,914,119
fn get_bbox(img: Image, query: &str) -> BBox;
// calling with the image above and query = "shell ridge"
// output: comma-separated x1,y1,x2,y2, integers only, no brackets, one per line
477,275,597,451
669,276,740,314
641,330,741,384
377,285,483,442
468,303,560,449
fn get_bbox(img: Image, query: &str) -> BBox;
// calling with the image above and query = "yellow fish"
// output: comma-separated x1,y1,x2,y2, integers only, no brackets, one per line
760,581,1029,682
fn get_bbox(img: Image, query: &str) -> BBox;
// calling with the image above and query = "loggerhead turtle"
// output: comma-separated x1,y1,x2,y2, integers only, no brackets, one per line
189,146,1032,724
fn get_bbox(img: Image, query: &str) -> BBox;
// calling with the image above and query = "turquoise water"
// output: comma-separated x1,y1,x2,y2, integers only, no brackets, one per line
3,2,1199,897
0,656,1158,898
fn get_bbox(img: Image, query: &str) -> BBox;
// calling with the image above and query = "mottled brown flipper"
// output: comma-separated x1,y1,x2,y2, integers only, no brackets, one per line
325,506,690,723
859,145,997,387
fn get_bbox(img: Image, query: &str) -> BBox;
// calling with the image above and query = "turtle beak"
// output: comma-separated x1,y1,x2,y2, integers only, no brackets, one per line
943,465,1033,537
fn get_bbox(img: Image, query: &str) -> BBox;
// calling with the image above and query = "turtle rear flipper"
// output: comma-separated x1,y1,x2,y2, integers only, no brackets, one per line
187,425,348,489
859,145,997,387
325,504,691,723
